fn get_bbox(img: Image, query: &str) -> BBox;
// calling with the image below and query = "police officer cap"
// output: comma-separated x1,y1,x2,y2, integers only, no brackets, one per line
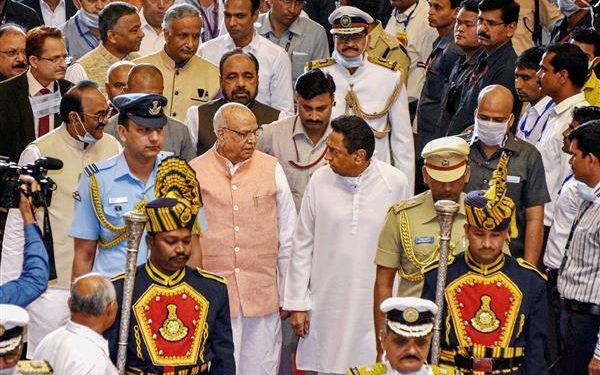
328,6,373,35
380,297,438,338
422,136,470,183
113,93,168,128
0,305,29,355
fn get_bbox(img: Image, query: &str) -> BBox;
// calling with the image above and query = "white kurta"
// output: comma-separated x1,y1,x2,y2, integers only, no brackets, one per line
318,57,415,191
284,160,410,373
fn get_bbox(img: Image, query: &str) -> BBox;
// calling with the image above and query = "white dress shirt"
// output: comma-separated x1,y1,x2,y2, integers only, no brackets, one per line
516,96,554,145
384,0,437,101
40,0,66,28
197,31,294,115
537,92,589,226
33,320,118,375
283,160,410,373
138,9,165,56
27,69,57,138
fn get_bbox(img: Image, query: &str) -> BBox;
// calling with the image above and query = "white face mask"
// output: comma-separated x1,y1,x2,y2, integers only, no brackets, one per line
332,49,365,69
75,114,99,144
0,366,18,375
473,116,511,146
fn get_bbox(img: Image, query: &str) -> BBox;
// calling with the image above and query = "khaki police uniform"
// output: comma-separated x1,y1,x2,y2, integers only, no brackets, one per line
367,22,410,85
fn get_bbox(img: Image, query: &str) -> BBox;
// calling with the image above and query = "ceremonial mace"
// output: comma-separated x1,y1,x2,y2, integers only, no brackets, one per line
116,210,148,373
430,200,460,365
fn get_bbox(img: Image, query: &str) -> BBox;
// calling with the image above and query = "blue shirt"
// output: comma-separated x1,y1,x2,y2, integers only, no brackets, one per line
0,224,49,307
69,152,163,277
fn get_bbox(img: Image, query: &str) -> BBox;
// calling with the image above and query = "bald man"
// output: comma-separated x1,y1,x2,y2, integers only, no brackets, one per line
104,63,196,160
464,84,549,264
0,25,27,82
33,273,118,374
105,61,134,105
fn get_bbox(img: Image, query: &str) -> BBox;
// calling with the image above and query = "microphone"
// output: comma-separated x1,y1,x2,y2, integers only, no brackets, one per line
34,157,63,170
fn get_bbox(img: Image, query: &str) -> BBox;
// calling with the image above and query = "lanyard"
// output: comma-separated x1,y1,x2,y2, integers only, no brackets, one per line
75,15,98,50
266,31,294,52
394,1,418,31
287,116,328,170
470,59,489,87
518,100,553,139
557,172,574,196
198,0,219,40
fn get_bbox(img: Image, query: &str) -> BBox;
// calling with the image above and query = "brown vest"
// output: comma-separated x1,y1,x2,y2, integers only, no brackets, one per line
190,148,279,318
196,98,280,155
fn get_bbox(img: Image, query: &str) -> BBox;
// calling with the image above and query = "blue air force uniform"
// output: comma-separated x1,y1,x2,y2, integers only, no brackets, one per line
105,263,235,375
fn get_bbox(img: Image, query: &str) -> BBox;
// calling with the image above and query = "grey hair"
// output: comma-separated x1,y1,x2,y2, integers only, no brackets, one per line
213,102,254,134
70,273,116,316
106,60,135,83
162,4,200,32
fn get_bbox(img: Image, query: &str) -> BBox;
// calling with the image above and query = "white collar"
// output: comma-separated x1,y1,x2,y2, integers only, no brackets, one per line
65,320,110,354
531,96,553,115
553,92,586,116
223,30,260,53
39,0,65,12
27,69,55,97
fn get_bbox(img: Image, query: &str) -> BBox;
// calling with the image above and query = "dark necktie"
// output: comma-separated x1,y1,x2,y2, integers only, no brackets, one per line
37,87,51,136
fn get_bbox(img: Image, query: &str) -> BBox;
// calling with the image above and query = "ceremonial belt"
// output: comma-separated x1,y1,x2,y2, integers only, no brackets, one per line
561,298,600,316
440,348,524,374
126,363,209,375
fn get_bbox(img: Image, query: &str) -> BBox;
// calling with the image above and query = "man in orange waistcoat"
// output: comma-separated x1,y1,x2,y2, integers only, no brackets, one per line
189,102,296,375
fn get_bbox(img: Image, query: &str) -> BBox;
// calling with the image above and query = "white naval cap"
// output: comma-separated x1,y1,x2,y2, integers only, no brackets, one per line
328,6,373,35
380,297,438,338
0,305,29,355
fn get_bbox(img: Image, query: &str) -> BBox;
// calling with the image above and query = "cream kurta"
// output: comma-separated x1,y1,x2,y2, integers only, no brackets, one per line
319,56,415,191
283,159,410,373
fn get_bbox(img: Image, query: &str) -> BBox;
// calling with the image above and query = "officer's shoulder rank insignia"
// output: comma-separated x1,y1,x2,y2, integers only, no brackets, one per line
516,258,548,281
83,163,99,177
347,363,387,375
17,360,53,374
196,268,227,284
368,55,400,71
305,58,335,71
380,31,399,49
111,272,126,282
391,193,427,214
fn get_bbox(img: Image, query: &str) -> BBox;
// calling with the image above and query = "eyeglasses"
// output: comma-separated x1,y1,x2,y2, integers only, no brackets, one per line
222,126,263,140
476,17,506,28
0,48,26,58
80,108,113,122
36,54,73,65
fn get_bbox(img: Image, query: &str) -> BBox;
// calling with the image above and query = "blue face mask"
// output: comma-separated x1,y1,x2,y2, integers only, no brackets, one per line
332,50,364,69
76,114,99,144
576,182,599,202
77,8,99,29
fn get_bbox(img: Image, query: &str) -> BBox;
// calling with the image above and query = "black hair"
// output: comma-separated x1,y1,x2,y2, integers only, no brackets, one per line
571,26,600,57
546,43,589,88
516,46,545,71
478,0,520,25
568,120,600,161
99,2,137,43
295,69,336,100
224,0,260,14
219,48,259,76
59,80,100,122
330,115,375,160
573,106,600,125
459,0,479,13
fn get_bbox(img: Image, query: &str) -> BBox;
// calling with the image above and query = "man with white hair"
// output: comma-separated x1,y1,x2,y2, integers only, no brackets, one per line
135,4,220,121
189,102,296,375
33,273,118,375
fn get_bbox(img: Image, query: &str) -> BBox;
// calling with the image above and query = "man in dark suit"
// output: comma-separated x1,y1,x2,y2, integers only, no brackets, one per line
0,0,43,31
0,26,72,161
19,0,77,28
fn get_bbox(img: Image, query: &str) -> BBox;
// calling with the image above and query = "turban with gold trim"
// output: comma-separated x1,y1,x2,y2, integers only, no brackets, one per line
145,157,202,234
464,152,518,238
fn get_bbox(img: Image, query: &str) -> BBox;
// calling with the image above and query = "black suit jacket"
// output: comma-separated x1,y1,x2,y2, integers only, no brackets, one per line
2,0,43,31
18,0,77,25
0,72,72,161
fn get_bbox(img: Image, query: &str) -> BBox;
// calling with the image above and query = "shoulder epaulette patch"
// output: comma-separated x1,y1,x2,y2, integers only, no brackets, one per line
347,363,388,375
380,32,400,49
83,163,99,177
17,360,53,374
422,256,455,274
196,268,227,284
391,193,427,214
305,58,335,71
111,273,126,282
516,258,548,281
368,55,400,71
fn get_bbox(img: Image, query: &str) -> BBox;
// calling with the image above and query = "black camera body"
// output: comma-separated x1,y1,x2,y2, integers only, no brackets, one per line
0,156,63,208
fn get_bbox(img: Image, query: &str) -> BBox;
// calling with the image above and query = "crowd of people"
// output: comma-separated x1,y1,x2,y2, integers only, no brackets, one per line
0,0,600,374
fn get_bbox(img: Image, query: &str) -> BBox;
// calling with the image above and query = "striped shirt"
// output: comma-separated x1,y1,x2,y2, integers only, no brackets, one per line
558,183,600,303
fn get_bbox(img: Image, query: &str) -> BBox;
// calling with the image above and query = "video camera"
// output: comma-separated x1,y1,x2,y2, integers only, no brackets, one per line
0,156,63,208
